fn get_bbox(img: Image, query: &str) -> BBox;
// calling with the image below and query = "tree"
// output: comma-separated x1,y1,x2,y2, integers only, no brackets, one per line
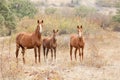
0,0,16,36
9,0,37,19
0,0,37,36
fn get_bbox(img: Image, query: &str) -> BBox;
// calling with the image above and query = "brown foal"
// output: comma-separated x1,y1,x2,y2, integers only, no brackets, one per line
43,29,59,62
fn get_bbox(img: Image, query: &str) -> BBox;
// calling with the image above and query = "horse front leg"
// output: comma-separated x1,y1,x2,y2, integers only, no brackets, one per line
79,48,82,62
34,46,37,63
43,46,46,62
38,46,41,63
51,49,53,61
74,48,77,61
81,47,84,61
54,48,56,61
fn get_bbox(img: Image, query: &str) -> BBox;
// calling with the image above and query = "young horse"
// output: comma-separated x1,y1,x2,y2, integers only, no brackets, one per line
15,20,43,64
43,29,59,62
70,25,85,61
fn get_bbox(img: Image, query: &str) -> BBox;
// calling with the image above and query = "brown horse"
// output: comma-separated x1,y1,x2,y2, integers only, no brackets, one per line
43,29,59,62
70,25,85,61
15,20,43,64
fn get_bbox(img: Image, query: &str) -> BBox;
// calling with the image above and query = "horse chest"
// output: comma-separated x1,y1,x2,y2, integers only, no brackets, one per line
32,39,41,46
51,43,57,48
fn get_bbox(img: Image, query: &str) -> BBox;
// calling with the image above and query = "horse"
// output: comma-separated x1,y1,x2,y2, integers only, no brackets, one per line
70,25,85,61
43,29,59,62
15,20,44,64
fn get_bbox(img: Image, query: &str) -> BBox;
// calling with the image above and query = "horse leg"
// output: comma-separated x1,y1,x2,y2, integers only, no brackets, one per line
15,44,20,63
21,47,25,64
51,49,53,61
81,47,84,61
43,46,46,62
46,48,49,63
54,48,56,61
34,47,37,63
79,48,82,62
70,45,73,61
38,46,41,63
74,48,77,61
46,48,49,59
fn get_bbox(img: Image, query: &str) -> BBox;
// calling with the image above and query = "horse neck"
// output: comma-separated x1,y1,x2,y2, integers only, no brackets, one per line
51,36,56,43
77,36,83,41
33,28,41,39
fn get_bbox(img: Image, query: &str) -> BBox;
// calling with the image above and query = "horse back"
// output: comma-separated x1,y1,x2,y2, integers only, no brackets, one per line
16,32,34,48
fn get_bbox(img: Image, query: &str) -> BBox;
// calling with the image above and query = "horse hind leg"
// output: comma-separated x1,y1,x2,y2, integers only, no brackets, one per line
34,47,37,63
16,44,20,63
70,45,73,61
21,47,26,64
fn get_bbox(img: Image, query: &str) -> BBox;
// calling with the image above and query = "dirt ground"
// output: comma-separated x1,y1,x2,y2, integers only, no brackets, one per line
0,31,120,80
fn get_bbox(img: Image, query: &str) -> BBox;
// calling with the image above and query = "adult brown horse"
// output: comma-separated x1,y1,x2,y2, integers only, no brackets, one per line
15,20,43,64
43,29,59,62
70,25,85,62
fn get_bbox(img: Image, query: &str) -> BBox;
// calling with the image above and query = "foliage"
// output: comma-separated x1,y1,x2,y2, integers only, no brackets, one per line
96,0,115,7
113,15,120,23
17,14,102,37
45,7,57,15
0,0,16,36
115,2,120,8
75,5,96,17
9,0,37,18
111,2,120,31
0,0,37,36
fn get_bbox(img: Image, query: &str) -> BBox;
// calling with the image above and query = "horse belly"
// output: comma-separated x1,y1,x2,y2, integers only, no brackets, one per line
20,37,34,49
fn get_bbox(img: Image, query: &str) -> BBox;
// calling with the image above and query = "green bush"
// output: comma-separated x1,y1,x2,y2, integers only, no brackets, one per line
0,0,37,36
75,5,96,17
0,14,5,26
45,7,57,15
113,9,120,22
96,0,113,7
9,0,37,18
113,15,120,22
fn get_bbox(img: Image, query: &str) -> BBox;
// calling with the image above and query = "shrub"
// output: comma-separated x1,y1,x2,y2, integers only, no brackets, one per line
10,0,37,18
75,5,96,17
113,15,120,23
0,0,37,36
45,7,57,15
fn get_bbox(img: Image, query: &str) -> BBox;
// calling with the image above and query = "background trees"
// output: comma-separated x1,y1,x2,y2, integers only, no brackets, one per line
0,0,37,36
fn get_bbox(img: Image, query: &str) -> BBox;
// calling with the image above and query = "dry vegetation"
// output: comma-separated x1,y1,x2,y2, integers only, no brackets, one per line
0,14,120,80
0,0,120,80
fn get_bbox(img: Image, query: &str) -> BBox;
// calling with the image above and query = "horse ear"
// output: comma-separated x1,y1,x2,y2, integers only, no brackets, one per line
53,29,55,33
56,29,59,32
41,20,43,23
37,20,40,23
77,25,79,29
81,25,82,28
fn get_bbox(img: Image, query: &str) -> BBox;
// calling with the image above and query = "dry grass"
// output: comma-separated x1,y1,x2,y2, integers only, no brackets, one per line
0,31,120,80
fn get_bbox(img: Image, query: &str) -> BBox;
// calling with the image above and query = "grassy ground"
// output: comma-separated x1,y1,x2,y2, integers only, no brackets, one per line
0,30,120,80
